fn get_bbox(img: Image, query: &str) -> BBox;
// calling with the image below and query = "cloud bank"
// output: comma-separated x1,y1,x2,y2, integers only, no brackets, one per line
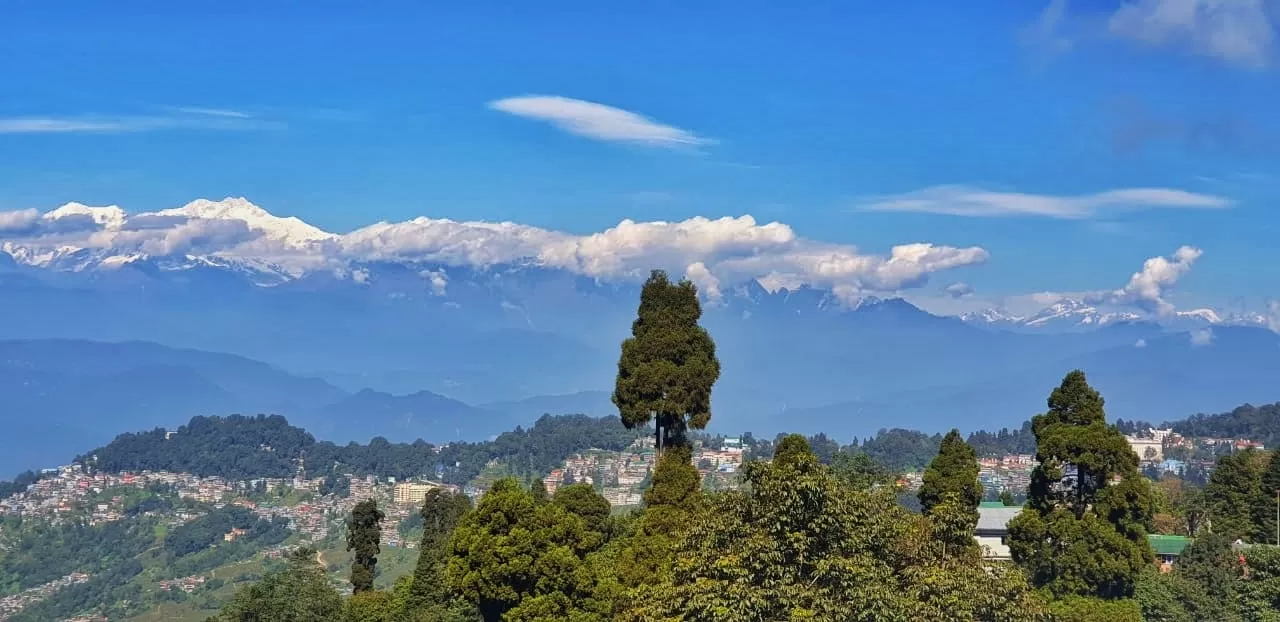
859,185,1232,219
1004,245,1204,316
488,95,711,149
1109,0,1276,69
1026,0,1277,69
0,198,987,301
0,108,274,134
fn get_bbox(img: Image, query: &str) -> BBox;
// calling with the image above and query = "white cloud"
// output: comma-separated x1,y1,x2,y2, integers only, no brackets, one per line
1135,338,1149,347
171,107,252,119
0,208,40,232
945,282,975,299
859,185,1232,219
1190,327,1215,346
1109,0,1276,69
421,269,449,295
684,262,723,302
1104,245,1202,314
995,246,1202,317
1022,0,1076,66
0,198,988,300
0,114,278,134
488,95,711,149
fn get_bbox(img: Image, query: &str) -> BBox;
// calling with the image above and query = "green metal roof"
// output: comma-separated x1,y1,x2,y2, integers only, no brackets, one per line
979,501,1014,508
1148,534,1191,556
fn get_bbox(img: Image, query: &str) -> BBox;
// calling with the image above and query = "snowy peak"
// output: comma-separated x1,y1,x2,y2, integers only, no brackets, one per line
1175,308,1222,324
155,197,337,247
959,307,1024,325
1020,298,1141,328
960,297,1274,333
44,202,126,230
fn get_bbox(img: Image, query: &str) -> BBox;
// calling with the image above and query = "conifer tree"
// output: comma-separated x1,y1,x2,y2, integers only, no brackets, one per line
613,269,720,451
1204,449,1266,542
918,428,982,517
1255,451,1280,544
1007,370,1156,599
407,488,472,613
347,499,385,594
530,478,549,503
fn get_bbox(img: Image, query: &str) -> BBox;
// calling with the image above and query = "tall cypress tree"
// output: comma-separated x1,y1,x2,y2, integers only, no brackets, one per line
918,428,983,517
613,269,721,451
346,499,385,594
1255,452,1280,544
1007,370,1156,599
1204,450,1264,542
407,488,472,611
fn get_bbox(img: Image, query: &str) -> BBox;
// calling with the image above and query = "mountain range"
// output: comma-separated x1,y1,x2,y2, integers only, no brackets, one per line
2,198,1279,477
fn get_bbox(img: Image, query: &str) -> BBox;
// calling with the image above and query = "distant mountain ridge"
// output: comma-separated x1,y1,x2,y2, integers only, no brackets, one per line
2,200,1278,474
959,297,1269,333
0,339,625,477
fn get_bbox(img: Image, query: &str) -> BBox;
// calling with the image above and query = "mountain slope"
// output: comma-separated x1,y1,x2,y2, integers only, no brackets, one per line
773,326,1280,439
0,339,353,476
310,388,499,443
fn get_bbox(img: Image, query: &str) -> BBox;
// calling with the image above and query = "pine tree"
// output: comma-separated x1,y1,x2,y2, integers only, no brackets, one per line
347,499,385,594
918,428,983,517
530,478,549,503
617,444,702,588
612,269,721,451
407,488,473,613
1007,370,1156,599
1255,451,1280,545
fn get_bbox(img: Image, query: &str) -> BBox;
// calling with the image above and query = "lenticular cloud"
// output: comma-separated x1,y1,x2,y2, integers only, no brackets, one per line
0,197,988,299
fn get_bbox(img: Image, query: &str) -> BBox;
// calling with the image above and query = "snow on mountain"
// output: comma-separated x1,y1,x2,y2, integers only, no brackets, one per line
0,197,992,298
154,197,336,247
958,307,1024,326
959,297,1275,333
1019,298,1142,329
1175,308,1222,324
43,202,127,230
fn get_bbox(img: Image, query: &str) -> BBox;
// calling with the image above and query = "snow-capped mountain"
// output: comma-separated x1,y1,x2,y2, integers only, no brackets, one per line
4,199,1280,471
960,297,1271,332
957,307,1024,327
1022,299,1143,329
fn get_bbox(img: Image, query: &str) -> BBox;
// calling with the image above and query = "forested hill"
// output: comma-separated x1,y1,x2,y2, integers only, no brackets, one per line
73,413,643,485
1167,402,1280,447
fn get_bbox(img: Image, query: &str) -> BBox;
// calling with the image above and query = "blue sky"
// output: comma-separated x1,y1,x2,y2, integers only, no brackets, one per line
1,1,1277,313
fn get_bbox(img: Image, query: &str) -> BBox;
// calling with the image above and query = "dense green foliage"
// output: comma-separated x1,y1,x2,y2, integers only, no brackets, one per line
918,428,982,518
207,547,344,622
1171,402,1280,448
0,516,156,593
613,269,720,449
165,506,288,557
444,479,612,621
348,500,385,593
1,496,290,620
856,428,944,473
78,413,643,485
1008,370,1155,600
1205,449,1268,542
967,421,1038,457
407,488,474,617
625,435,1044,621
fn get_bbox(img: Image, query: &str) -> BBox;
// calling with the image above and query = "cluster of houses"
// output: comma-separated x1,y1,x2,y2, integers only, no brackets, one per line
157,575,207,593
539,436,747,509
0,572,90,620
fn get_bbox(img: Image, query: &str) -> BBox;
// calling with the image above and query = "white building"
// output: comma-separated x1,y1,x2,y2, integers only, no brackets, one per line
1125,436,1163,462
976,505,1021,560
